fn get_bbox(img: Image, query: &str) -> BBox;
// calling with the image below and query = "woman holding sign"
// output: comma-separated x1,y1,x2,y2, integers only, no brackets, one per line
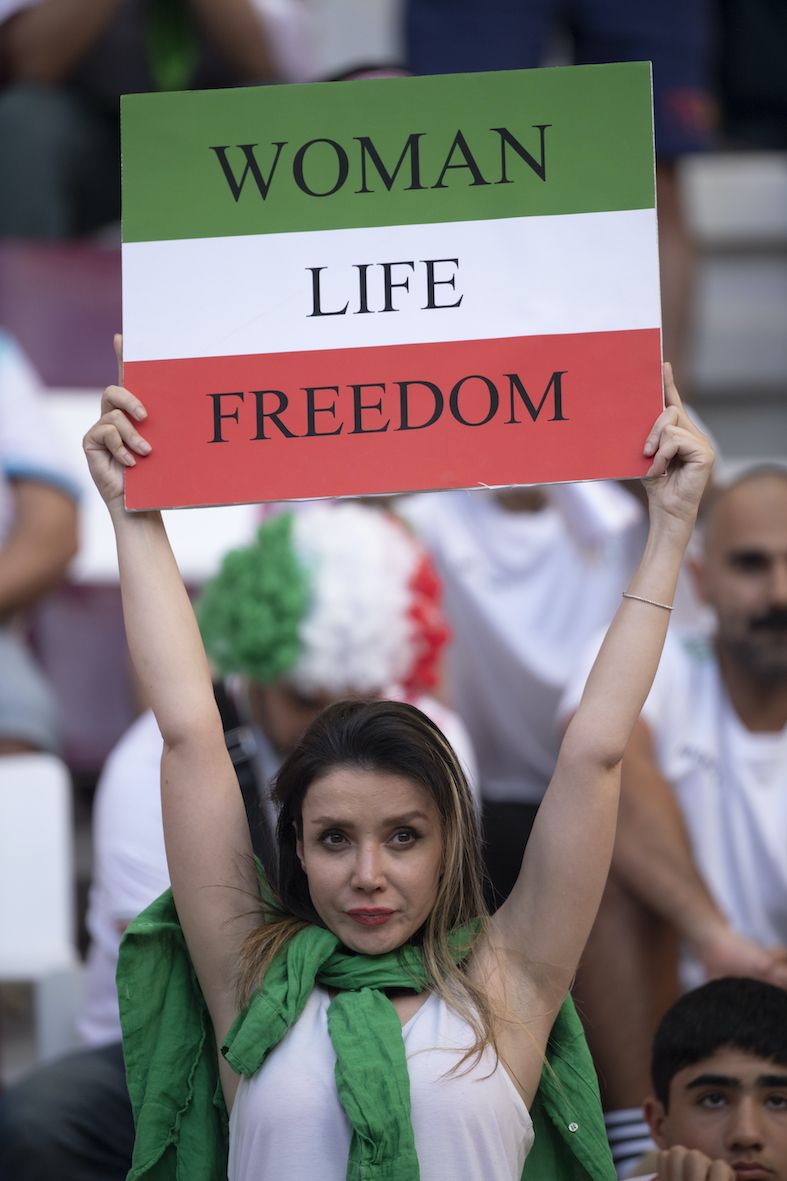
83,340,713,1181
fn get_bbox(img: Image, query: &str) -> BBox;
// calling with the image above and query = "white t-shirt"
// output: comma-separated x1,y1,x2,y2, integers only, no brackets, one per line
0,331,80,548
78,711,170,1046
78,695,478,1045
398,483,645,804
560,632,787,984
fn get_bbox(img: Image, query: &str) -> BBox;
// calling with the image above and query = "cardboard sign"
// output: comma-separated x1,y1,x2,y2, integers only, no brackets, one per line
121,63,661,510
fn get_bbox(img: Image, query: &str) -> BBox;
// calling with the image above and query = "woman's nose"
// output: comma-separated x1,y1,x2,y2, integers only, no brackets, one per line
351,844,385,890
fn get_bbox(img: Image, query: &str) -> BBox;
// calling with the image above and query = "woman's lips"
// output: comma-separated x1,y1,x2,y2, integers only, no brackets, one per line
732,1164,771,1181
347,909,395,927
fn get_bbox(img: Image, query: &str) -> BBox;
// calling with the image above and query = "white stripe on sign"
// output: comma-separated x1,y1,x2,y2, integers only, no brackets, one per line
122,208,660,363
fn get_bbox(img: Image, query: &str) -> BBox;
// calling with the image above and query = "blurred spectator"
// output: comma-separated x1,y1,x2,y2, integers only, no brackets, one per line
0,328,79,754
0,501,477,1181
404,0,718,386
397,480,646,904
561,464,787,1176
0,0,315,238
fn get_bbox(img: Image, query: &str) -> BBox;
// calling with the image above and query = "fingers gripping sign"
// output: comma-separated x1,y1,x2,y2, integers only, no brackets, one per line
641,362,715,525
83,334,152,508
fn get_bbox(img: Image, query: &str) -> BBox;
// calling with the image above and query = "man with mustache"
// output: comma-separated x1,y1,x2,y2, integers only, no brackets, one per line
561,464,787,1177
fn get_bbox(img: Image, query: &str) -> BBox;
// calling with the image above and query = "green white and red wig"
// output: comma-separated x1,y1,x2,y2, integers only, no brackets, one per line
196,503,449,699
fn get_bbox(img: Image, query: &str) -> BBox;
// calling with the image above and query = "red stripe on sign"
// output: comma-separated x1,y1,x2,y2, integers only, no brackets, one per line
123,329,662,509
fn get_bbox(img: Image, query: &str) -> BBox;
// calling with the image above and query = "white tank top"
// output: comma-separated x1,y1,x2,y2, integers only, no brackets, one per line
228,986,533,1181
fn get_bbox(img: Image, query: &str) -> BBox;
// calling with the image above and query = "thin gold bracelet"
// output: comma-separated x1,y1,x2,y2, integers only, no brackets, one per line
622,591,673,612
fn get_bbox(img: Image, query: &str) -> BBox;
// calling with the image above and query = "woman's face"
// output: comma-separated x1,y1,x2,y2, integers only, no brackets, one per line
296,766,443,955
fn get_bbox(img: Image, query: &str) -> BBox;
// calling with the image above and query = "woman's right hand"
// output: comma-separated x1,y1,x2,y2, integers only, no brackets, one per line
82,335,151,508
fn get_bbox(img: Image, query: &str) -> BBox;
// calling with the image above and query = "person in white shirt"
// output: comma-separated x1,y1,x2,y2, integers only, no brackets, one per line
0,330,79,754
70,345,714,1181
560,464,787,1177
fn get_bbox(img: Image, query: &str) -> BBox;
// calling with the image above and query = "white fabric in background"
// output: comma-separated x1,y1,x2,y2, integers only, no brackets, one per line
78,711,169,1046
398,484,644,804
0,331,80,547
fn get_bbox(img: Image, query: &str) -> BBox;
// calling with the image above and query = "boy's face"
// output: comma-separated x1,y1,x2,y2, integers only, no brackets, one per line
645,1048,787,1181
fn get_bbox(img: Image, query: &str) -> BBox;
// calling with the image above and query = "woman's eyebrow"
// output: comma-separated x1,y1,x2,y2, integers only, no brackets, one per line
307,810,431,828
308,815,356,829
381,810,431,826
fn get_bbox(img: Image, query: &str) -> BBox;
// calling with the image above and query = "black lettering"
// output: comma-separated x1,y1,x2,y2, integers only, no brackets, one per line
209,143,287,201
396,380,444,431
381,260,415,312
422,258,463,309
354,263,372,314
493,125,551,184
207,391,245,442
293,139,349,197
355,133,426,193
432,130,490,189
449,375,499,426
251,390,298,439
505,370,568,423
350,383,389,434
304,386,343,436
307,267,349,317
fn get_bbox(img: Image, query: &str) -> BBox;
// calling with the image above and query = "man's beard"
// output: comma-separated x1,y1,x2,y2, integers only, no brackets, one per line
723,607,787,681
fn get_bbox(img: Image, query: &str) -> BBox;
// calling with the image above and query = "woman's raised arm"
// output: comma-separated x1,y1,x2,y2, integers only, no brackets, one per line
488,364,714,1004
83,339,260,1086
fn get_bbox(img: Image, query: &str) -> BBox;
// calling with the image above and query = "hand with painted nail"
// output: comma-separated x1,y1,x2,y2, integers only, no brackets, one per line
640,362,715,528
83,335,151,508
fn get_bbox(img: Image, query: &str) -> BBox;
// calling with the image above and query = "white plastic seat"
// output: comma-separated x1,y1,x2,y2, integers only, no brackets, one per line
0,753,83,1061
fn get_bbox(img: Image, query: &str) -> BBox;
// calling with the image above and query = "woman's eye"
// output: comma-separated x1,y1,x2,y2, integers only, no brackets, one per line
766,1094,787,1111
320,831,347,848
390,829,418,847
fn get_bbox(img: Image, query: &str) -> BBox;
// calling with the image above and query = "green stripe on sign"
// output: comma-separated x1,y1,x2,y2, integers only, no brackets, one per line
122,62,655,243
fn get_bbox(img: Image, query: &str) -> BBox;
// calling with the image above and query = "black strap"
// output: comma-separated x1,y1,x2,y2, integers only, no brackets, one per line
212,681,276,873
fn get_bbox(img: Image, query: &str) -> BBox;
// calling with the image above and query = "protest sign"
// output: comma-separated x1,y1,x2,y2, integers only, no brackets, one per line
121,62,661,509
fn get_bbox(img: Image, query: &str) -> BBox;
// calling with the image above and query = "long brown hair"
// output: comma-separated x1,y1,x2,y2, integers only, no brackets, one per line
237,699,495,1059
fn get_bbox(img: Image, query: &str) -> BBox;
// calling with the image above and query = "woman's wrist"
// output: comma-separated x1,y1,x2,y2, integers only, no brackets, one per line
639,512,693,572
108,497,160,528
624,519,690,613
645,499,699,544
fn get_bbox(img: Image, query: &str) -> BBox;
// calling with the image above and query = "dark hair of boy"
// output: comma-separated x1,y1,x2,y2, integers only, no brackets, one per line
651,977,787,1108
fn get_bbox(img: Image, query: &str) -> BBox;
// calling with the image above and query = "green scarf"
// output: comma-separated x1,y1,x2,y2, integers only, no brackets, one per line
119,889,615,1181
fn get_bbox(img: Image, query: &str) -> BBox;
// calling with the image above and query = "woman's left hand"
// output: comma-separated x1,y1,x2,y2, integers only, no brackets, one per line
641,362,715,525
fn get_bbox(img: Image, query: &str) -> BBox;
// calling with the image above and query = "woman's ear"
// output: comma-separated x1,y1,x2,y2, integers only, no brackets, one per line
294,822,306,874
